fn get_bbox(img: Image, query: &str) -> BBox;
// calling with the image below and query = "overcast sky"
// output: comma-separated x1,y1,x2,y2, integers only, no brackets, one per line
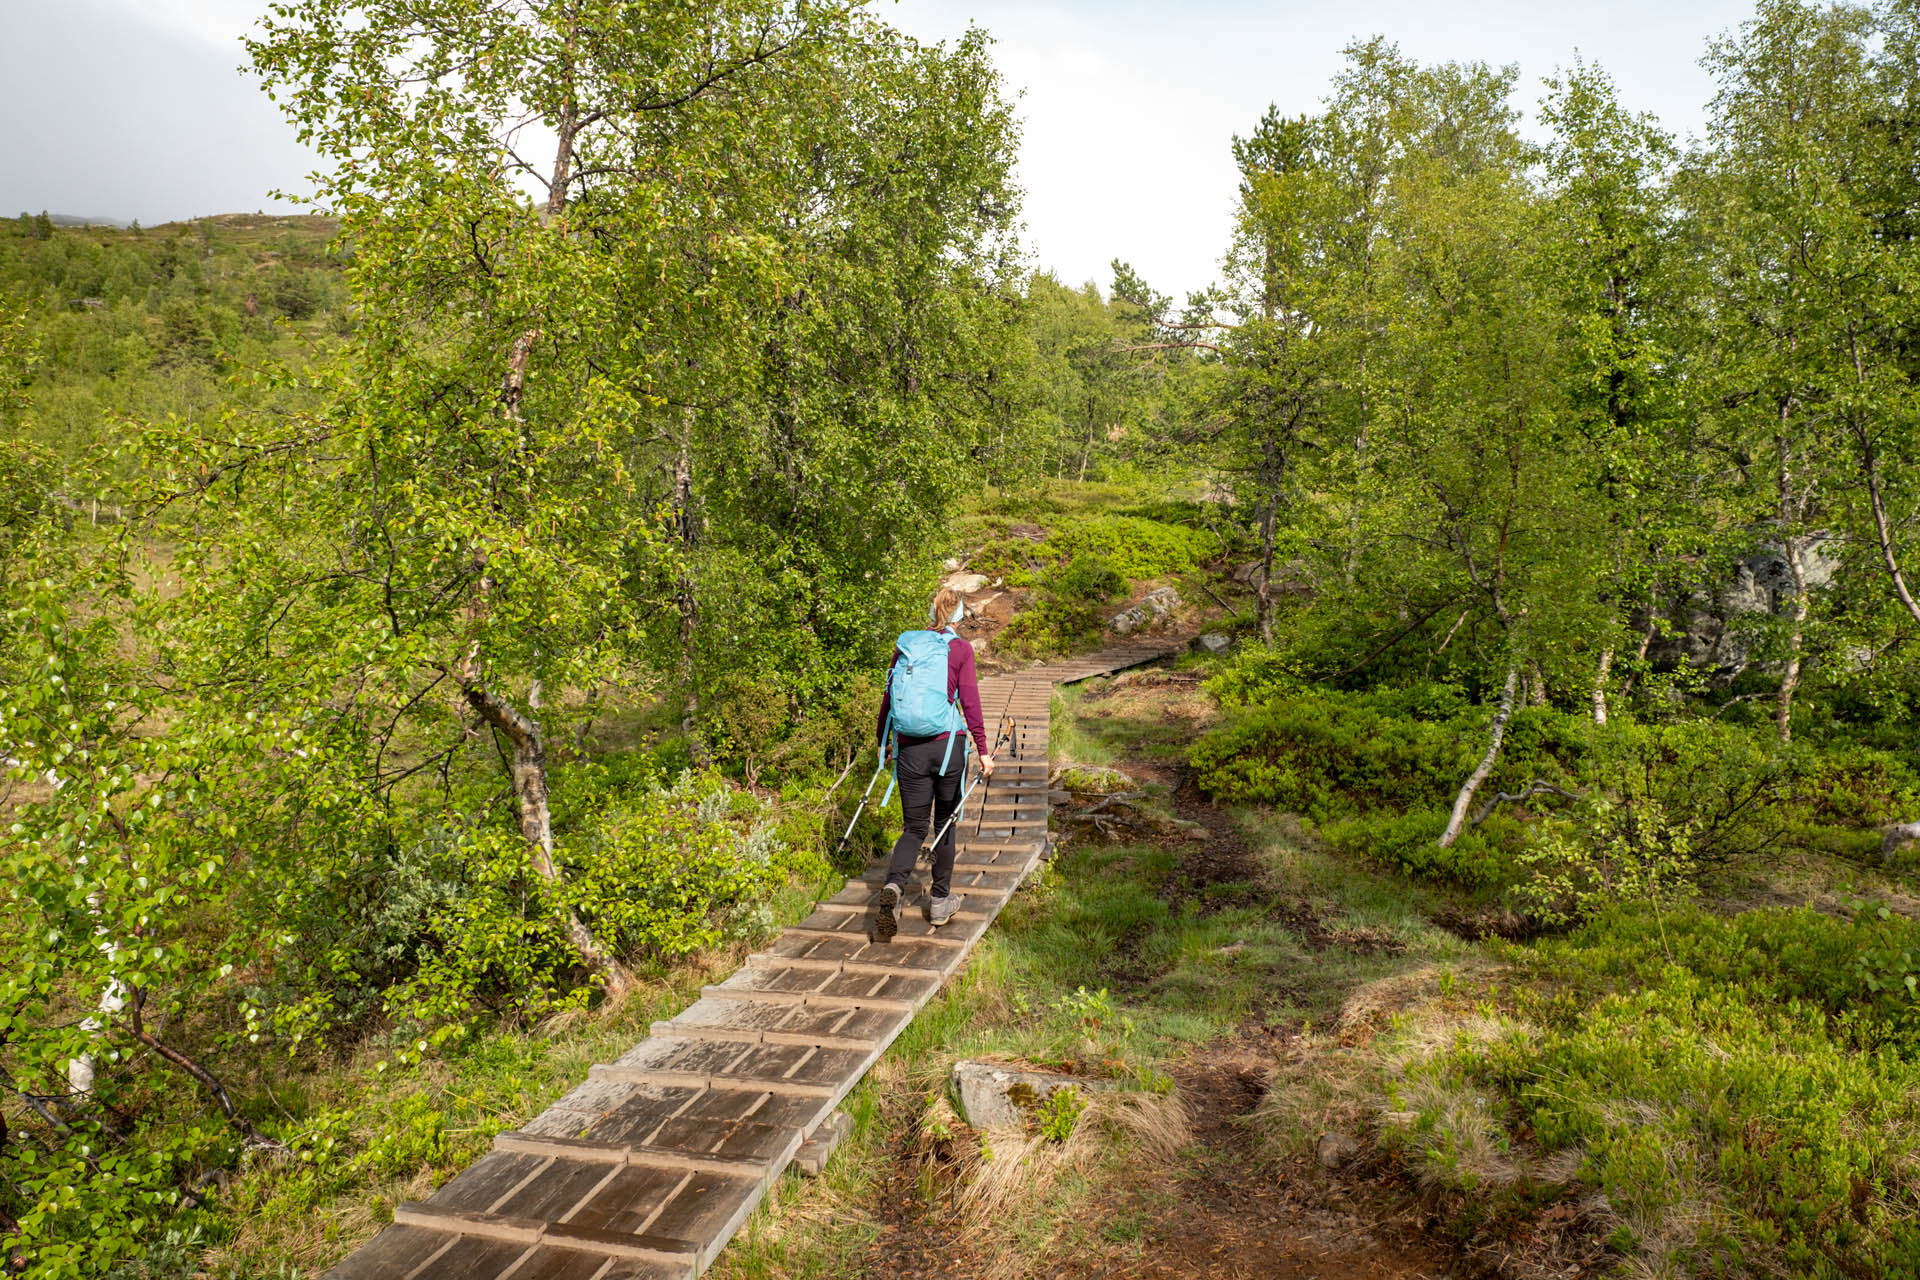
2,0,1758,299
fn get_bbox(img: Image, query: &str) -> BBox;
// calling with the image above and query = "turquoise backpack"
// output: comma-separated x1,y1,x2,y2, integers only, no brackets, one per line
881,629,967,804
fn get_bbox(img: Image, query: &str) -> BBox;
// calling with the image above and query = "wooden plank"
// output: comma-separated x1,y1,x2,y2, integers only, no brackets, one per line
506,1245,687,1280
644,1172,766,1270
496,1158,628,1224
590,1061,836,1099
337,648,1131,1280
318,1226,455,1280
392,1204,544,1245
429,1152,551,1214
412,1237,537,1279
550,1165,691,1237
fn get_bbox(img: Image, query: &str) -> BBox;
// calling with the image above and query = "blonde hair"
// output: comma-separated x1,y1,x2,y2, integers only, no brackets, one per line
929,586,964,627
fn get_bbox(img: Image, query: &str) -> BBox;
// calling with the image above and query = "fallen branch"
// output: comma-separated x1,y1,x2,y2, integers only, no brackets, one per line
1710,691,1770,720
126,989,286,1155
820,750,861,804
1471,780,1581,828
1330,594,1465,684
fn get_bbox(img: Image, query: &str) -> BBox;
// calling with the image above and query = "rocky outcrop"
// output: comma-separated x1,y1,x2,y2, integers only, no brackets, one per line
1110,586,1180,635
1657,533,1843,679
951,1060,1112,1128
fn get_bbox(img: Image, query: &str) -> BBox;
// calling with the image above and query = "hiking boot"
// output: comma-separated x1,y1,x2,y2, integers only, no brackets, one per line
874,882,904,942
928,892,963,927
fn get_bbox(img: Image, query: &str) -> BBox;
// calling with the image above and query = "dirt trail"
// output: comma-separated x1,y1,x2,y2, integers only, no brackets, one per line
1067,1036,1453,1280
852,668,1459,1279
1054,697,1455,1280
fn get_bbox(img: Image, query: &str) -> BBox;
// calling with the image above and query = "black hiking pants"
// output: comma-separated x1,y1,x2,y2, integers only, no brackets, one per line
885,733,965,899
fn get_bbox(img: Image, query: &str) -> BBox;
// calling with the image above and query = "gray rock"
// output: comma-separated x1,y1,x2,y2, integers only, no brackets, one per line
943,557,963,572
1883,821,1920,862
1232,560,1264,584
1112,587,1181,635
1659,531,1845,677
943,571,989,594
951,1060,1111,1129
1197,633,1231,653
1316,1131,1360,1170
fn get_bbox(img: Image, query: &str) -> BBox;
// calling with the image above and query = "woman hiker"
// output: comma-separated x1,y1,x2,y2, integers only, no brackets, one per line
872,586,996,939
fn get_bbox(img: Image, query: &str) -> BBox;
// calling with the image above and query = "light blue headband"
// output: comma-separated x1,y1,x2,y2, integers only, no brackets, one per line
929,600,964,626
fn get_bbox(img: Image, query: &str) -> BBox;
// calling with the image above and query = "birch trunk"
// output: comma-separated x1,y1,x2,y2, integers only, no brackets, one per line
1439,662,1519,848
465,684,635,996
1617,613,1658,700
672,431,713,768
1775,418,1807,743
1256,493,1278,645
1854,414,1920,628
1592,648,1612,725
1776,533,1808,743
66,945,125,1097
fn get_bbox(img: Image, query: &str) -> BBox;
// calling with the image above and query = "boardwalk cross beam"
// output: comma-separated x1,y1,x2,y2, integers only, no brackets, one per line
324,643,1179,1280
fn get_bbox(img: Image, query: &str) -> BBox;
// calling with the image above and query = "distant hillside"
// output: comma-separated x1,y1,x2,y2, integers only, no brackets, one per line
2,211,348,478
46,214,130,229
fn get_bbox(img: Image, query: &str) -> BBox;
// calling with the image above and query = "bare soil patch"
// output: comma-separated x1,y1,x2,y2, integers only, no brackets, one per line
1061,1035,1459,1280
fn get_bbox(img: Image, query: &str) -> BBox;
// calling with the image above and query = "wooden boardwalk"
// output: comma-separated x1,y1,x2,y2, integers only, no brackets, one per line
325,642,1179,1280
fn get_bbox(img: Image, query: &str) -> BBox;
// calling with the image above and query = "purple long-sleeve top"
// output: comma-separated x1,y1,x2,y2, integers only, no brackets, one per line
876,630,989,755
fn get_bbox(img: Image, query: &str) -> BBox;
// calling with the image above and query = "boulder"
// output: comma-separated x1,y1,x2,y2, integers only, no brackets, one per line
1196,633,1231,654
1659,531,1845,676
1111,587,1181,635
944,571,989,594
1316,1131,1360,1170
943,557,963,572
951,1060,1112,1129
1883,821,1920,862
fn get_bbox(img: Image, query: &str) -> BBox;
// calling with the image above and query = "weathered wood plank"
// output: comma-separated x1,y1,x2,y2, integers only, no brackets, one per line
337,657,1179,1280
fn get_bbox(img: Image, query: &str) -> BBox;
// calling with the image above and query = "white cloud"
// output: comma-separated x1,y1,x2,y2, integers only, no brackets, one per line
889,0,1756,300
28,0,1760,295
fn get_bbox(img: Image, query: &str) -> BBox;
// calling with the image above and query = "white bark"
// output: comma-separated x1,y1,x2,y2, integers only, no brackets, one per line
67,943,126,1097
1439,663,1519,848
465,684,635,997
1777,532,1808,744
1593,648,1613,725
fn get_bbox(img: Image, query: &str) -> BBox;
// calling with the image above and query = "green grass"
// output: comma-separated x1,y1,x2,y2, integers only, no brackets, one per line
206,965,716,1277
713,669,1474,1278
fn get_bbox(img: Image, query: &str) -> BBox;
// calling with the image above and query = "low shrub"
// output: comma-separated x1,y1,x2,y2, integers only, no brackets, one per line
1787,743,1920,828
1045,514,1217,580
1528,903,1920,1045
1000,554,1127,658
1454,964,1920,1275
1314,808,1524,887
1188,688,1471,818
1514,796,1702,924
568,771,788,960
1201,644,1313,710
375,770,788,1038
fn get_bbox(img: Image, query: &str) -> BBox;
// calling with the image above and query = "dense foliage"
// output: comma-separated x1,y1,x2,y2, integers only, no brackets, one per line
0,2,1023,1273
11,0,1920,1274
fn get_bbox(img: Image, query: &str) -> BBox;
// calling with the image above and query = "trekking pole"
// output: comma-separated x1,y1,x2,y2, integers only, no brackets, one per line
834,747,891,856
924,745,985,854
